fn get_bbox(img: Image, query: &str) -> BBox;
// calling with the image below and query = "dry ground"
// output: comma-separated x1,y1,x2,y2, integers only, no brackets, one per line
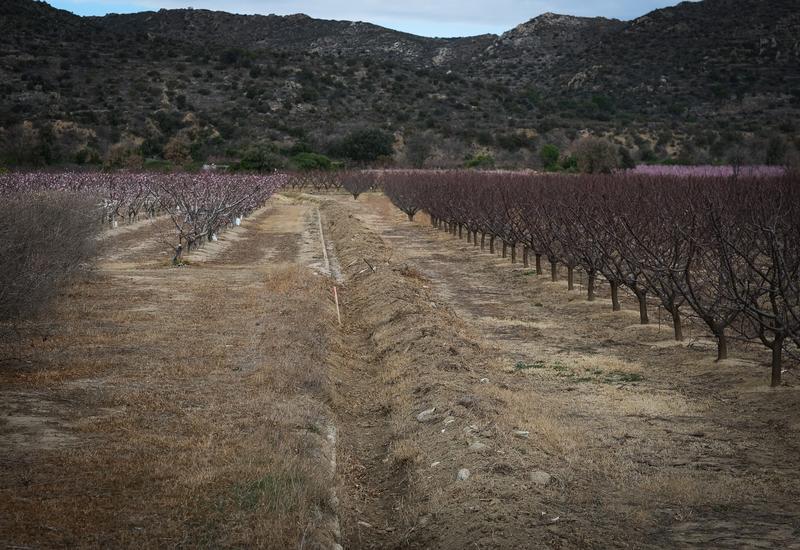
1,197,342,548
1,192,798,549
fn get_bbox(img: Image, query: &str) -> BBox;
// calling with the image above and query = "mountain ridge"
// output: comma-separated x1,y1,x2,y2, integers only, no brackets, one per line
1,0,798,169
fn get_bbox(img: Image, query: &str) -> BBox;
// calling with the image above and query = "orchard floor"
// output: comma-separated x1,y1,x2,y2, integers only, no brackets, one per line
1,192,799,549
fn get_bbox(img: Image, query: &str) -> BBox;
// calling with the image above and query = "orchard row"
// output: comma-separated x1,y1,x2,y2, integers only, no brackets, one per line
1,172,285,262
383,170,799,386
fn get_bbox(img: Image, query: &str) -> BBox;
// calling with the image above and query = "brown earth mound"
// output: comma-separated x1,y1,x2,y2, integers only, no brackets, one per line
323,201,574,549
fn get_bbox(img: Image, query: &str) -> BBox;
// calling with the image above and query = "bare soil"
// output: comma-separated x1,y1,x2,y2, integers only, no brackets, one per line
327,193,800,549
1,192,798,549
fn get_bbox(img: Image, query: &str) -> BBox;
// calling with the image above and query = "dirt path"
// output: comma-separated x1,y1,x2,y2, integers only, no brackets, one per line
330,193,800,549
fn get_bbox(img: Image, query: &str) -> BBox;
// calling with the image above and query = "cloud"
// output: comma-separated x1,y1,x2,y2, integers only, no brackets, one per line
51,1,695,36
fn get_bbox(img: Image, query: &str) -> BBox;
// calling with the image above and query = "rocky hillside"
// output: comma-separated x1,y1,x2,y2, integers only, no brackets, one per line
477,13,625,76
94,9,494,66
0,0,798,169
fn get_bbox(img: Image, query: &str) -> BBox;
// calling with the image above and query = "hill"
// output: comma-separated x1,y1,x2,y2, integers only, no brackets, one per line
0,0,798,169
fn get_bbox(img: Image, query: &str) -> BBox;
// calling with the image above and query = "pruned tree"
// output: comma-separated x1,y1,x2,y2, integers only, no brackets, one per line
342,170,377,200
713,177,800,385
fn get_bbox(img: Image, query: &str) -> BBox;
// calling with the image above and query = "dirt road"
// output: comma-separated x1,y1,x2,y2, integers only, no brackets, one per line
1,193,798,549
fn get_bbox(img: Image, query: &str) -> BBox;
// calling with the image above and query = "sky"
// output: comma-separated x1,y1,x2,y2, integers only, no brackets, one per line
47,0,691,37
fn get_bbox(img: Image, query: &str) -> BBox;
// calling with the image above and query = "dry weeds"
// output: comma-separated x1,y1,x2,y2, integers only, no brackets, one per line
3,192,798,550
327,193,800,549
0,201,341,549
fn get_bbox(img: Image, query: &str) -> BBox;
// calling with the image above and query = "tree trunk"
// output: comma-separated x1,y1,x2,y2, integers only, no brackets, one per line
771,335,784,387
502,242,507,258
489,236,495,254
172,244,183,266
635,290,649,324
567,266,574,290
610,280,621,311
511,244,517,263
714,328,728,361
587,270,596,301
481,233,486,250
550,260,557,282
670,307,683,341
535,254,543,276
458,225,463,239
407,212,415,222
473,231,479,247
523,247,529,268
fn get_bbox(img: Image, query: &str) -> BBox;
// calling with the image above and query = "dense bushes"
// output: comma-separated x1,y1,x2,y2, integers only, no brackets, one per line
0,192,101,325
574,137,618,174
465,153,495,169
539,144,560,170
237,144,286,172
291,152,332,171
330,128,394,163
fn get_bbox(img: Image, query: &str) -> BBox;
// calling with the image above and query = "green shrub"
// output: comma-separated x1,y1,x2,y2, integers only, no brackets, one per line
560,155,578,172
465,153,494,169
291,152,332,171
540,144,560,170
238,144,286,172
331,128,394,163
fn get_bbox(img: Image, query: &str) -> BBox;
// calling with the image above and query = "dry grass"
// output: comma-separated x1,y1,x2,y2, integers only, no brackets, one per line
5,193,798,549
387,439,422,469
633,471,764,508
0,205,341,549
329,193,800,549
481,385,591,455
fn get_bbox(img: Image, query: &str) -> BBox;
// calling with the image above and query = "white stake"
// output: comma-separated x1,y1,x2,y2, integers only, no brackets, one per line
333,286,342,327
318,208,330,274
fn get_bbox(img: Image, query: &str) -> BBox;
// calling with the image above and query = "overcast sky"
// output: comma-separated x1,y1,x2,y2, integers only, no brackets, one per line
48,0,691,37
